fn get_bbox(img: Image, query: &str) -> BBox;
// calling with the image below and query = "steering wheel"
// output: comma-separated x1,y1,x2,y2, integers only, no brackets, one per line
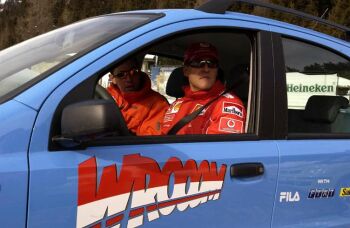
95,84,114,100
94,84,130,136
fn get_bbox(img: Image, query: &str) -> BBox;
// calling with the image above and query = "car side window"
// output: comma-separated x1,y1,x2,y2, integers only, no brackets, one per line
98,30,253,136
282,37,350,134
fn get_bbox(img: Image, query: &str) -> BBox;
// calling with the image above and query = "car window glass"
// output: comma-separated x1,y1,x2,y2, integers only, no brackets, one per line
0,14,161,100
282,37,350,133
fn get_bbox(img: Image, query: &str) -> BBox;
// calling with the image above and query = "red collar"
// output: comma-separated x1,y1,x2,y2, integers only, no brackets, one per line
183,80,225,100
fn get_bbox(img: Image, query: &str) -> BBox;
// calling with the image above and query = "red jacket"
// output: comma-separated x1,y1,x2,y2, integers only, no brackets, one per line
107,73,169,136
161,80,246,135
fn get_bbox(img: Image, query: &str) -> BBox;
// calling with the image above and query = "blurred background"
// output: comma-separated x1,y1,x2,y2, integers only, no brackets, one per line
0,0,349,50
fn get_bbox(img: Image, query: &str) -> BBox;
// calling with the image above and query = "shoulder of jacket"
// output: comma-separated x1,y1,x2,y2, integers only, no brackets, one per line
147,91,168,103
221,92,243,103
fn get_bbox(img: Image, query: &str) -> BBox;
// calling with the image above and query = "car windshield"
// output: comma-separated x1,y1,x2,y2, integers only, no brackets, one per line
0,13,161,102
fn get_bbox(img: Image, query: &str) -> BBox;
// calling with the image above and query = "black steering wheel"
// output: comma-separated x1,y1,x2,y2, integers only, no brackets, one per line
94,84,130,136
95,84,114,100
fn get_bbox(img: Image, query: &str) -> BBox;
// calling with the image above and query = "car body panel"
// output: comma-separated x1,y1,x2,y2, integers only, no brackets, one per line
272,140,350,227
0,5,349,228
0,100,37,227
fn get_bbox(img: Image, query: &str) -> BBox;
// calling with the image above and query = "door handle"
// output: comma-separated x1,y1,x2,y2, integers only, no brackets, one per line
230,163,264,178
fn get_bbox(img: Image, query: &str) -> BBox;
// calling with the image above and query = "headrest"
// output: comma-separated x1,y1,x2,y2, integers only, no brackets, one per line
227,64,249,100
304,95,349,123
227,65,249,89
166,67,188,98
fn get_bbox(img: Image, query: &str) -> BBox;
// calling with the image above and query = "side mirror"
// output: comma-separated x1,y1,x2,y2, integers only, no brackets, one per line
53,99,130,148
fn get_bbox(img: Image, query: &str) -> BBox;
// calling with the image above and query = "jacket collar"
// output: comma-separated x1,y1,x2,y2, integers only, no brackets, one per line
183,80,225,100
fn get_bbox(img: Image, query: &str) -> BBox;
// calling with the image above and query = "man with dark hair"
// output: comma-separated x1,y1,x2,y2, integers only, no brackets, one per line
108,59,169,135
161,42,246,135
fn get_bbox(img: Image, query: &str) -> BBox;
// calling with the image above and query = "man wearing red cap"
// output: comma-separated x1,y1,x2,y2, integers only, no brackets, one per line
161,42,246,135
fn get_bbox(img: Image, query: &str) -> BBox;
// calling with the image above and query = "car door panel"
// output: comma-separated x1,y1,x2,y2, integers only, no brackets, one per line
28,142,278,227
27,19,278,227
273,141,350,227
269,27,350,227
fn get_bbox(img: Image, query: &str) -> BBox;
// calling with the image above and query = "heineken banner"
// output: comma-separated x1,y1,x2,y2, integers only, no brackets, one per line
286,72,350,109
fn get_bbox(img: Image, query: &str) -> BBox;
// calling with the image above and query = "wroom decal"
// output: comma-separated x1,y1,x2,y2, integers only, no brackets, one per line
76,154,227,228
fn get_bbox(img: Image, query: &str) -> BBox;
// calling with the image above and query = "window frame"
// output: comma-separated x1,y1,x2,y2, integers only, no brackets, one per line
49,28,277,150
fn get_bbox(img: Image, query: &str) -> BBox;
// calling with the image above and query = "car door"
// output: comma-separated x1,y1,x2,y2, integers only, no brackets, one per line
0,101,36,228
26,18,279,227
271,30,350,227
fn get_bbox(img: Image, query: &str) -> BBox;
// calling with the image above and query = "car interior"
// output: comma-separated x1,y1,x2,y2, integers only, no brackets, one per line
96,29,253,135
288,95,350,134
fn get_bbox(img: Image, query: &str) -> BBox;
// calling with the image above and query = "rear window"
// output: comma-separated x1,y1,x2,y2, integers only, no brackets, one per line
0,13,162,103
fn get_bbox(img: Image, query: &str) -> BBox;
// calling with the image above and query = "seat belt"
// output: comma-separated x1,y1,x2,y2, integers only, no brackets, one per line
167,90,227,135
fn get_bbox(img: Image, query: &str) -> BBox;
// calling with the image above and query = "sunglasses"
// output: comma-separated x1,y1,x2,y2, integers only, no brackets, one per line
112,68,139,78
188,59,218,68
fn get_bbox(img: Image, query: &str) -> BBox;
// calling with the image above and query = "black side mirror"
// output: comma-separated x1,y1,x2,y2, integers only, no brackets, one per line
53,99,130,148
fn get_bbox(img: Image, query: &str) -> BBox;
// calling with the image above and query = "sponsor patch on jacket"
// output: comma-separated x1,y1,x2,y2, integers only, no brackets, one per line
191,104,207,116
163,114,175,123
340,187,350,197
222,102,243,117
223,93,235,99
218,117,243,133
167,101,182,114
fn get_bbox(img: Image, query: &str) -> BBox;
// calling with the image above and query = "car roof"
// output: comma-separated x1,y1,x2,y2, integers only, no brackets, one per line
123,8,350,49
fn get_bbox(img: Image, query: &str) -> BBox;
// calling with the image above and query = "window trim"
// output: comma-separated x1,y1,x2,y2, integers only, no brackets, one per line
272,33,288,139
255,31,276,139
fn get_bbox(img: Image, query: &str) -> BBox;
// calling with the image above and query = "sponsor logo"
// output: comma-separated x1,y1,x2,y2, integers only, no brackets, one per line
191,104,207,116
280,192,300,202
77,154,227,228
223,93,235,99
340,188,350,197
167,101,182,114
287,84,334,93
222,102,243,117
163,114,175,123
317,179,330,184
219,117,243,133
308,189,335,199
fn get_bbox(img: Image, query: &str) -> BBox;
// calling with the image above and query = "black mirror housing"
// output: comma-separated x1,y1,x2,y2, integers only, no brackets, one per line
60,100,129,139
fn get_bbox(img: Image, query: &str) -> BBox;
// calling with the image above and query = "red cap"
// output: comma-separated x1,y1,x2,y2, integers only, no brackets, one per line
184,42,218,64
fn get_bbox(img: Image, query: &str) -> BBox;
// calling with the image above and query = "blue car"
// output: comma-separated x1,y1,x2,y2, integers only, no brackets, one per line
1,0,350,227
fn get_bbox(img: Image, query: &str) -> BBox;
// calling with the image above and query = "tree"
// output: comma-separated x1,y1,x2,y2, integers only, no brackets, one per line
328,0,350,38
1,0,349,51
